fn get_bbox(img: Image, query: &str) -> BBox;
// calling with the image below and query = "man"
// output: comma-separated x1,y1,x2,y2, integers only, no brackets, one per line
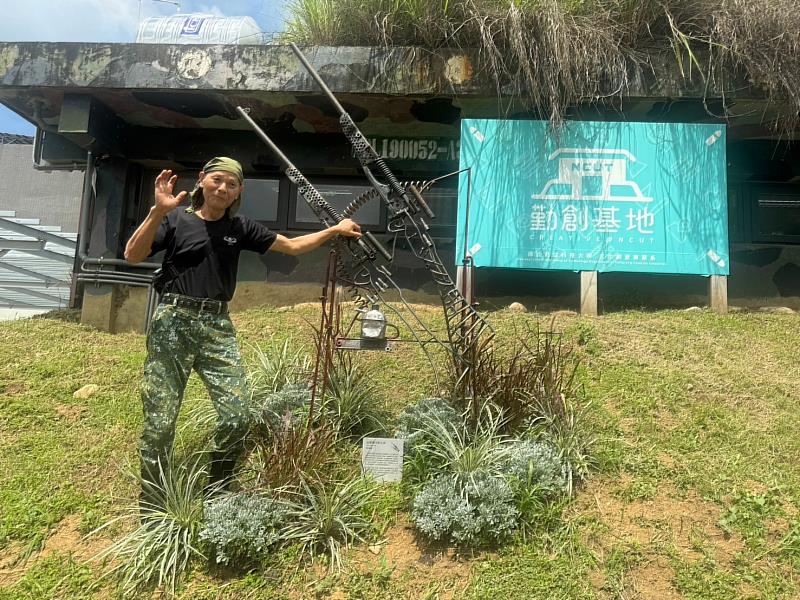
124,157,361,506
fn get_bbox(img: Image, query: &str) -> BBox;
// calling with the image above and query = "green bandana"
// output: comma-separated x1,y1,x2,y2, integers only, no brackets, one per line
188,156,244,216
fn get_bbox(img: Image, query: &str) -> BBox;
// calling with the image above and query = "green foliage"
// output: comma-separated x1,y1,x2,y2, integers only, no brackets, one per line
284,0,800,134
283,477,376,569
672,556,741,600
0,553,98,600
413,402,511,488
526,391,596,495
251,382,314,431
504,439,568,495
8,308,800,598
322,353,387,439
777,517,800,566
200,493,288,565
91,455,207,595
395,396,462,453
411,473,518,547
717,487,782,549
248,338,311,399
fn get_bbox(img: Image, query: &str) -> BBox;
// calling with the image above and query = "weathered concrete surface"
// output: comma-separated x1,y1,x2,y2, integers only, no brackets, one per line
0,42,772,139
0,42,708,97
80,284,117,331
80,284,149,333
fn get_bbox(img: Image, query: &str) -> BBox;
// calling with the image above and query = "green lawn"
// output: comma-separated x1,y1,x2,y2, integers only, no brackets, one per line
1,306,799,599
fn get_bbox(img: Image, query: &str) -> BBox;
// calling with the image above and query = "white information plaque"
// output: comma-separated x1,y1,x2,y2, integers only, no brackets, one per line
361,437,404,482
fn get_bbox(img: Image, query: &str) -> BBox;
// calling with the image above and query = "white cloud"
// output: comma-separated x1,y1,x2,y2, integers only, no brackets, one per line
0,0,178,43
193,4,227,17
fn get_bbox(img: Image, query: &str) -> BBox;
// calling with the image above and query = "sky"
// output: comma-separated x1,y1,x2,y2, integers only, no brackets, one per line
0,0,290,135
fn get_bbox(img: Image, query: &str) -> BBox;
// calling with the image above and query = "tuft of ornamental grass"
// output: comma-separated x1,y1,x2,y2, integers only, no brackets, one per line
89,454,209,596
282,476,376,570
414,402,512,490
322,353,388,439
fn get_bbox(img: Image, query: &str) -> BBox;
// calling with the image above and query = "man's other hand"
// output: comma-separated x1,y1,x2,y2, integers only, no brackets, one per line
335,218,362,238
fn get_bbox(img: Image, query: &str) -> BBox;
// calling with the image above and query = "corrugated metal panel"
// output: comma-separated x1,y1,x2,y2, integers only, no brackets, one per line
0,211,75,309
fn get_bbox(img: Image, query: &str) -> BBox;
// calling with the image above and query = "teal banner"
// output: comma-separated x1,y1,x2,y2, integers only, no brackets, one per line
456,120,729,275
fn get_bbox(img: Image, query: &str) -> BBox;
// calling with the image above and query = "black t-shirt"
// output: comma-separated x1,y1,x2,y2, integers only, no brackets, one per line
150,209,277,301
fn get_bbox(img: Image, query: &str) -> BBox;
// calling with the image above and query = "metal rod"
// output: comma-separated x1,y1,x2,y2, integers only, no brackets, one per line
289,43,348,116
235,106,296,172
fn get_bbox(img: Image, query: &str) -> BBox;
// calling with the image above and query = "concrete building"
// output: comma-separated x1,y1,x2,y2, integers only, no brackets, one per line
0,42,797,331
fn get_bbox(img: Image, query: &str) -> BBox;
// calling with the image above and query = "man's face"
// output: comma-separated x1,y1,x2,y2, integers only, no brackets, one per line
200,170,243,211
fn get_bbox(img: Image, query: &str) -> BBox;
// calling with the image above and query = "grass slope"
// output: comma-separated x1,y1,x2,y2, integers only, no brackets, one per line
1,306,799,598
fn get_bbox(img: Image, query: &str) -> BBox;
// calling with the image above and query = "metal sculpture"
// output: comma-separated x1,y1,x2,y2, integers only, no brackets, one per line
236,43,494,395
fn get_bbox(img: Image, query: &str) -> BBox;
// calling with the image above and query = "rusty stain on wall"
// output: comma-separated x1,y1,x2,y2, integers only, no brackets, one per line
444,55,473,86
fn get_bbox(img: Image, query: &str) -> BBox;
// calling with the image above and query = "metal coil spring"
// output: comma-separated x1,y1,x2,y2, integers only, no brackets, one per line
342,188,380,219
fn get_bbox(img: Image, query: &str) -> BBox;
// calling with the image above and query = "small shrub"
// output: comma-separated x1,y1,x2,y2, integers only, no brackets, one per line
411,473,518,547
200,493,287,565
503,439,568,495
283,476,375,569
395,397,463,453
251,383,314,431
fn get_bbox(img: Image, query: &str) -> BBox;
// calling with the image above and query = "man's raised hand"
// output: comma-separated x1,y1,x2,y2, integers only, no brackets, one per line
154,170,188,214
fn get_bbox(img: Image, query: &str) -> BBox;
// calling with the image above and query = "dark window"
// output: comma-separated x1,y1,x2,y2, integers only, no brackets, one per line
143,172,282,226
239,179,280,223
292,180,383,229
419,184,457,226
753,189,800,242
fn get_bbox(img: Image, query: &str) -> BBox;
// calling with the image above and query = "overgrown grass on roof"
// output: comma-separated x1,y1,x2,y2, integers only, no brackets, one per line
285,0,800,134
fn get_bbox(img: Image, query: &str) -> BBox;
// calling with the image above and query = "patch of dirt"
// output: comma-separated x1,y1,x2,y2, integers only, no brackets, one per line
54,404,88,422
342,518,474,598
1,382,26,395
0,540,27,587
39,514,105,561
0,514,108,588
624,561,683,600
575,477,745,598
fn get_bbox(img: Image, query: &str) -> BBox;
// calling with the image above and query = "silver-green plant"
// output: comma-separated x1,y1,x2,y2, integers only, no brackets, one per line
90,455,208,595
282,476,375,570
503,439,569,496
200,492,288,565
251,382,314,431
395,397,462,454
411,473,519,547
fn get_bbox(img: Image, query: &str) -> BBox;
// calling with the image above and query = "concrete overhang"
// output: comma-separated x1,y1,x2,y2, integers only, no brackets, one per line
0,41,794,152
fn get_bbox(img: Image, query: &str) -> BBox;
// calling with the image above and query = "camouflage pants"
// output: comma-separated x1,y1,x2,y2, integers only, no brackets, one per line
139,302,250,492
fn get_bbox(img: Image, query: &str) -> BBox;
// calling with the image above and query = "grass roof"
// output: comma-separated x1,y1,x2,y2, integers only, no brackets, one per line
284,0,800,135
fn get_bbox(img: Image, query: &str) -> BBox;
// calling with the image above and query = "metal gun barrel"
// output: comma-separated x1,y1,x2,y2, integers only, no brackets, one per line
236,105,391,262
289,43,348,116
235,106,295,172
